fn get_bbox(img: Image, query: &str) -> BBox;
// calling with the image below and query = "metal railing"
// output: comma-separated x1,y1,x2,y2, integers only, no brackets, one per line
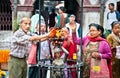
37,59,83,78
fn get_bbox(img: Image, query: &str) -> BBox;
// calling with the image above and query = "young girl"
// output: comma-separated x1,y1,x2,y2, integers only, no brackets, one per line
107,21,120,78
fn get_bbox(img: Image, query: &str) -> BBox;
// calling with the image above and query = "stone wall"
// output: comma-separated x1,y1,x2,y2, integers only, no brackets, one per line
17,11,32,20
83,12,100,36
0,31,13,49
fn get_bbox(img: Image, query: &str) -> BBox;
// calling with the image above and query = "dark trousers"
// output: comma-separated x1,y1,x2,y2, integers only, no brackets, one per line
28,66,38,78
28,66,48,78
40,66,48,78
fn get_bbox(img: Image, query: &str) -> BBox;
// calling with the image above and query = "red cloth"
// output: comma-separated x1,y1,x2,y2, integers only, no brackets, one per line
28,44,37,65
62,37,77,59
54,36,77,59
107,59,112,78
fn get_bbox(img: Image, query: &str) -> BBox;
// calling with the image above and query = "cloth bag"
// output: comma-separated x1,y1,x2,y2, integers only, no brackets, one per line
116,46,120,59
27,44,37,65
90,58,110,78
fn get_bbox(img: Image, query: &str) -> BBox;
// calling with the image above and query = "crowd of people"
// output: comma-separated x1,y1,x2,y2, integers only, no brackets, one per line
7,2,120,78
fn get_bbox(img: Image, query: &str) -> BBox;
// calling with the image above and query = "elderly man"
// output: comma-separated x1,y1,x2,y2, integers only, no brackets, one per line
8,17,51,78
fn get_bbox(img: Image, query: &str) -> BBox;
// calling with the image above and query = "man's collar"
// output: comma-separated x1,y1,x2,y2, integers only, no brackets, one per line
110,10,115,13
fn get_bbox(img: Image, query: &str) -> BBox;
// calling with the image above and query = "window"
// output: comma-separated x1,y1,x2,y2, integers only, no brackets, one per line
0,0,12,30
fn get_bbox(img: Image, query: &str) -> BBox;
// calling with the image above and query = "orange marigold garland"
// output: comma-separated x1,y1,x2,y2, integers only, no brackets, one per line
0,50,10,63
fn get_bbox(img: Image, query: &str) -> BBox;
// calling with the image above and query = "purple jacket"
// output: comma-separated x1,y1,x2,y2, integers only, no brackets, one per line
72,32,112,59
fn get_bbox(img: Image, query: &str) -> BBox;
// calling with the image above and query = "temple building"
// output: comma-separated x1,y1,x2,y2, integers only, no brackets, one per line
0,0,120,48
